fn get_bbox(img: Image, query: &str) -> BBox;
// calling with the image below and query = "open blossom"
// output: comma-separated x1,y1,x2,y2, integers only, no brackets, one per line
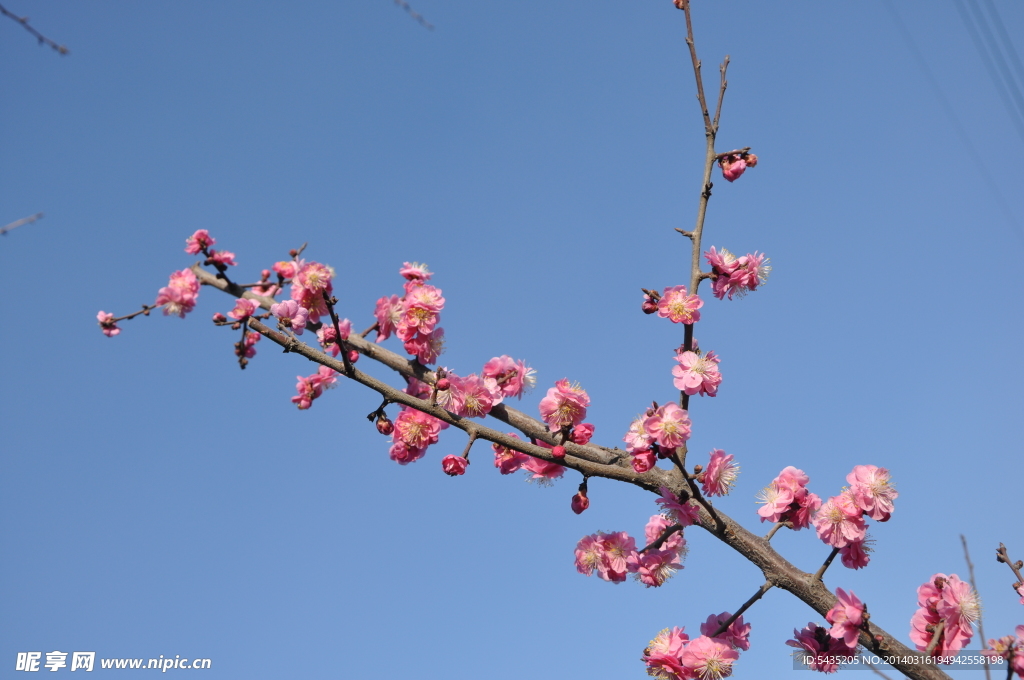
680,636,739,680
574,531,638,583
700,613,751,651
453,373,493,418
207,249,236,267
910,573,979,655
295,262,332,294
826,588,865,649
632,548,683,588
704,247,771,300
227,298,260,321
846,465,897,521
184,229,215,254
373,294,402,343
538,379,590,432
272,259,301,280
493,435,529,474
270,300,309,335
642,627,690,680
403,326,445,365
399,284,445,337
983,626,1024,678
624,413,655,453
656,487,701,527
97,311,120,337
756,466,821,529
399,261,432,282
481,355,536,401
813,492,866,549
646,402,692,450
644,513,686,555
290,366,337,409
673,349,722,396
787,623,857,673
317,319,352,357
239,330,260,359
657,285,703,324
393,408,443,451
521,449,565,485
156,269,200,318
839,537,872,570
701,450,739,497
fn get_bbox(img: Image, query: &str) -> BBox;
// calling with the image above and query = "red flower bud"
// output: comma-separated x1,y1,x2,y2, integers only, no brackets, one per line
375,416,394,436
571,491,590,514
212,313,227,323
347,349,360,364
435,378,450,391
642,299,658,314
552,445,566,459
441,454,468,476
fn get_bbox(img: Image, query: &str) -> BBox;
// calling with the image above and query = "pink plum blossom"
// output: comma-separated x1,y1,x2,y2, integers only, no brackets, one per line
826,588,865,649
839,538,871,570
656,487,701,527
720,155,747,181
632,449,657,473
373,294,402,343
624,413,655,453
481,355,536,401
403,326,445,365
657,285,703,325
388,441,426,465
756,466,821,530
704,247,771,300
700,613,751,651
631,547,683,588
156,269,200,318
846,465,898,522
538,378,590,432
680,635,739,679
453,373,493,418
184,229,215,254
493,435,529,475
521,452,565,485
295,262,332,294
813,492,867,549
646,402,692,450
272,260,300,280
910,573,979,655
270,300,309,335
983,626,1024,678
701,449,739,497
207,249,236,267
673,349,722,397
238,331,260,359
316,319,352,357
399,261,432,282
393,408,442,452
571,490,589,514
227,298,260,321
644,513,686,556
570,423,594,444
399,284,445,337
441,455,468,476
290,366,337,409
642,628,690,680
97,311,120,337
574,531,638,583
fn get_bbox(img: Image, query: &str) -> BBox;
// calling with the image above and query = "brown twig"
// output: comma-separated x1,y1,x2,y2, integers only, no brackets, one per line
0,212,44,236
812,547,841,581
639,523,684,554
0,4,68,54
764,521,792,542
393,0,433,30
710,581,773,637
961,535,991,680
924,620,945,657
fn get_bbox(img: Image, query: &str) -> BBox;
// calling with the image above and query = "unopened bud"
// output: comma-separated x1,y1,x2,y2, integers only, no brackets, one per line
552,445,566,459
641,298,658,314
435,378,450,391
571,491,590,514
347,349,360,364
289,249,298,257
441,454,468,476
212,313,227,323
375,415,394,436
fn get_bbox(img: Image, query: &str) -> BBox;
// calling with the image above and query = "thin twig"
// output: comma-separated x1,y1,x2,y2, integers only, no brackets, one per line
393,0,433,30
0,212,44,236
639,523,684,554
764,521,791,542
961,535,991,680
924,620,945,657
0,4,68,54
710,581,773,637
812,548,841,581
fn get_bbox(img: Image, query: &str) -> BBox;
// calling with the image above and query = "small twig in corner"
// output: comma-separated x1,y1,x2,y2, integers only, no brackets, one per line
0,4,68,54
393,0,433,30
0,212,44,236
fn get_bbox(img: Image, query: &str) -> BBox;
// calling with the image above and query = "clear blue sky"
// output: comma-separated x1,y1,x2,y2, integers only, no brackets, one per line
2,1,1022,678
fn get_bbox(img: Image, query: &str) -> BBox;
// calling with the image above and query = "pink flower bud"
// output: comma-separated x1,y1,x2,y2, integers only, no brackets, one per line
571,491,590,514
632,450,656,473
375,416,394,436
642,299,658,314
442,454,468,476
347,349,360,364
435,378,451,391
212,313,227,323
552,445,566,459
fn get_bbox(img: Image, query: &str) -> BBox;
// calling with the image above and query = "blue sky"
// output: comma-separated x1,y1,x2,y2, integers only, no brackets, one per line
2,1,1022,678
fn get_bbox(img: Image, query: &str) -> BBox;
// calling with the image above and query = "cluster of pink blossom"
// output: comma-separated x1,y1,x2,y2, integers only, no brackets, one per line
291,366,337,410
704,247,771,300
481,355,536,402
575,531,638,583
236,331,260,360
756,466,821,530
641,616,749,680
826,588,865,649
984,626,1024,678
371,263,448,365
909,573,980,655
185,229,235,269
228,298,260,321
811,465,897,569
655,487,701,527
717,149,757,182
787,622,857,673
635,513,687,587
538,378,590,432
389,407,444,465
155,268,201,318
672,348,722,397
270,300,309,335
316,319,352,357
623,403,693,472
657,285,703,325
492,435,530,475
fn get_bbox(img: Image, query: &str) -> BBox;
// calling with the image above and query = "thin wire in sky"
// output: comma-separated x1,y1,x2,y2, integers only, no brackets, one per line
978,0,1024,94
953,0,1024,144
879,0,1022,243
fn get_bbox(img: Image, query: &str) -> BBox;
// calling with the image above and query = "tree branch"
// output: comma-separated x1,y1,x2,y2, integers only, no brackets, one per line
0,4,68,54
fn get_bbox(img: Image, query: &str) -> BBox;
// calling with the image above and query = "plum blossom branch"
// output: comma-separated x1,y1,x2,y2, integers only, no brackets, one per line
711,580,773,637
0,5,68,54
996,542,1024,599
763,521,792,542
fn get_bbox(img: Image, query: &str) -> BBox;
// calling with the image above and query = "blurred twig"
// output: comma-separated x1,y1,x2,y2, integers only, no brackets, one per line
961,535,990,680
0,3,69,54
393,0,433,30
0,212,44,236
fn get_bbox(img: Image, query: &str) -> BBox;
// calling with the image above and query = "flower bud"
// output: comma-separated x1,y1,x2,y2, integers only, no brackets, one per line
441,454,468,476
347,349,360,364
632,450,656,473
375,415,394,436
552,445,566,459
642,298,658,314
435,378,450,391
571,491,590,514
212,313,227,323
